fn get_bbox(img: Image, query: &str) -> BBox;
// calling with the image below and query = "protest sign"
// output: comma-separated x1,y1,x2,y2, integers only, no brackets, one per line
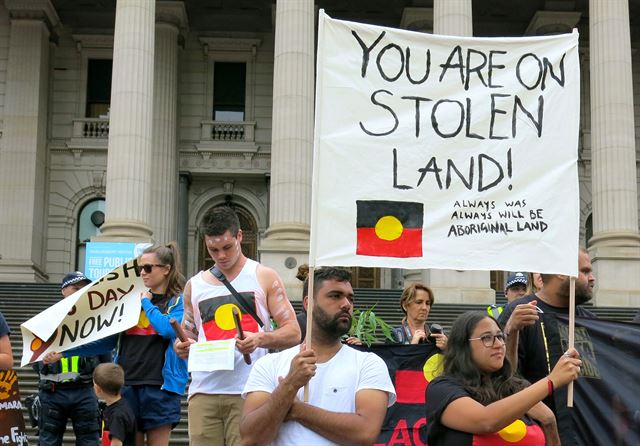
0,369,28,445
20,259,144,366
310,12,580,276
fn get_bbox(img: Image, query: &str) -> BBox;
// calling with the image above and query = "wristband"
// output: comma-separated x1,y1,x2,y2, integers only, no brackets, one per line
547,378,554,396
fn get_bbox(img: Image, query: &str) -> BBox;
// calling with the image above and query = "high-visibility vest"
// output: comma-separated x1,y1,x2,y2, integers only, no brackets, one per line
487,304,504,319
59,356,80,382
39,355,88,383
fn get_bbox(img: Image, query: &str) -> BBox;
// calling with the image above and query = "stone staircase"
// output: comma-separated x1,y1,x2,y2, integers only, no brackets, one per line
1,282,637,445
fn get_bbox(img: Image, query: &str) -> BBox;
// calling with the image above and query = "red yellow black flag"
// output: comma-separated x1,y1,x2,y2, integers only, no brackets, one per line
356,200,423,258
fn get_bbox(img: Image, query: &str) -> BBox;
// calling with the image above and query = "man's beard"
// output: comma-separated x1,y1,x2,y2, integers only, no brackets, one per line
313,305,352,339
575,282,593,304
560,278,592,305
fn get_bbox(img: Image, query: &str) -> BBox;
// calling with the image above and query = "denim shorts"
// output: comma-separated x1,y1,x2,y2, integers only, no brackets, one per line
122,385,182,432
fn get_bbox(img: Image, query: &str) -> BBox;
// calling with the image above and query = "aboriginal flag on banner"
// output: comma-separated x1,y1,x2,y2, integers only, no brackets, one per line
555,315,640,446
355,343,443,446
356,200,424,258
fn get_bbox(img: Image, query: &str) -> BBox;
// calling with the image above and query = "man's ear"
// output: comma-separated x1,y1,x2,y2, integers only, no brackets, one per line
236,229,243,243
303,295,308,312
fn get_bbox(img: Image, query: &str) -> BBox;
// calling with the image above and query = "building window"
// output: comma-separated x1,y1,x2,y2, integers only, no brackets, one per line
86,59,112,118
76,199,106,270
213,62,246,121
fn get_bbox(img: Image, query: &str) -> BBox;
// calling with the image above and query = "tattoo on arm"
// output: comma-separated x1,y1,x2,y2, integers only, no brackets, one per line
182,281,198,339
183,309,198,339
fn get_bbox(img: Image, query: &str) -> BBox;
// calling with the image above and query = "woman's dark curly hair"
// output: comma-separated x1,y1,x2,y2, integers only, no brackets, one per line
442,311,528,405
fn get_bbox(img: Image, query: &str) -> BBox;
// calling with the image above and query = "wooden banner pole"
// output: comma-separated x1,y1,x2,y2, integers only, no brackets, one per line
567,276,575,407
303,266,315,402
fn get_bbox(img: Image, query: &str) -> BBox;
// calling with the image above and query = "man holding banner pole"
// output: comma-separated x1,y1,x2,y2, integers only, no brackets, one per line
240,267,396,446
498,249,595,446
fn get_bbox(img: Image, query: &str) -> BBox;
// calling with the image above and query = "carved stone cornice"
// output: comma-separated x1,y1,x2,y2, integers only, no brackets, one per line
199,37,262,58
525,11,581,36
156,1,188,32
72,34,114,50
179,148,270,175
4,0,59,33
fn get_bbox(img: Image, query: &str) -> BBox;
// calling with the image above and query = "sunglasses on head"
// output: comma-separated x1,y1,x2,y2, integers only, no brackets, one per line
137,264,166,274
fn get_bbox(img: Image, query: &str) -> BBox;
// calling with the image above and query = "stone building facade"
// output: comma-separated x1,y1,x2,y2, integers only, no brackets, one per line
0,0,638,306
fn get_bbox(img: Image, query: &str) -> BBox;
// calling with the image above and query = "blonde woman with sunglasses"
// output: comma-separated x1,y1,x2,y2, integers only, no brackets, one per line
48,243,188,446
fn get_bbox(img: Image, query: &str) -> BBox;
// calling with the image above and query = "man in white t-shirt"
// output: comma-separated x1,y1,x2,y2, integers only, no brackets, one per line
241,267,396,446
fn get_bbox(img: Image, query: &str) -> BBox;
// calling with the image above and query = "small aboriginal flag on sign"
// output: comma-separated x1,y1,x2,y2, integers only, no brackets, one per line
356,200,423,258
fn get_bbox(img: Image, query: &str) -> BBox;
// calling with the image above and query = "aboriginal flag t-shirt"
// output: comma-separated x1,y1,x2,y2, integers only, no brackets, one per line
426,376,546,446
118,293,169,385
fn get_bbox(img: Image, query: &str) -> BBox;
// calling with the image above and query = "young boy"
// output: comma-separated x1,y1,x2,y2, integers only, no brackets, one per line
93,363,136,446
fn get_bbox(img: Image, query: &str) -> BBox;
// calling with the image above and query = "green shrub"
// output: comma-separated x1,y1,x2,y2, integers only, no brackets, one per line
349,305,394,346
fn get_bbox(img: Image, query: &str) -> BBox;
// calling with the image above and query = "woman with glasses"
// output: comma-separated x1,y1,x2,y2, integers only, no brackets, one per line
425,311,581,446
391,283,448,350
49,243,188,446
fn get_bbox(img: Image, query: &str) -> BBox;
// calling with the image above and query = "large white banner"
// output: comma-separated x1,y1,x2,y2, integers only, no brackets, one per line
20,260,144,366
310,12,580,276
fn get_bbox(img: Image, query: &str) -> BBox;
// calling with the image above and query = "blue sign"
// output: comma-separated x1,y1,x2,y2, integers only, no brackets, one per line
84,242,136,281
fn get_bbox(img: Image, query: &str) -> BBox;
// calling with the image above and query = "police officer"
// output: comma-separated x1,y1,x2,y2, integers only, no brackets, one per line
33,272,109,446
487,272,529,319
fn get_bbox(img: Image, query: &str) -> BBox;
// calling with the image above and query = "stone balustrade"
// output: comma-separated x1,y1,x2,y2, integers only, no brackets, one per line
200,120,255,142
72,118,110,139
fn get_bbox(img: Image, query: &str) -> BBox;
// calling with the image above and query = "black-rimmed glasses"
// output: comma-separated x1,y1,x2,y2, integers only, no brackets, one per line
469,333,506,348
137,264,167,274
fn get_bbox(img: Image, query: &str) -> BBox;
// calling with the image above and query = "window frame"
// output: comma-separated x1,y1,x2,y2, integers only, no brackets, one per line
211,61,248,121
84,58,113,118
75,198,106,270
200,37,260,123
75,42,113,118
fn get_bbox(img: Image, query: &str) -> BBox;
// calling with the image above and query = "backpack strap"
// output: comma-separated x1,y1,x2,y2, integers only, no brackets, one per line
209,266,264,328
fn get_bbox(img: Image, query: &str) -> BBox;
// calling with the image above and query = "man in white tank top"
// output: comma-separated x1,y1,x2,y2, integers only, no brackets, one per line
174,207,300,446
241,267,396,446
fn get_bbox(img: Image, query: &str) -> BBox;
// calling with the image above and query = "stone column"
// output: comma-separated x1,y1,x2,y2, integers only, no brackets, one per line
260,0,314,295
0,1,58,281
433,0,472,36
421,0,493,304
588,0,640,306
149,2,186,244
400,7,433,33
177,172,191,272
97,0,155,241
